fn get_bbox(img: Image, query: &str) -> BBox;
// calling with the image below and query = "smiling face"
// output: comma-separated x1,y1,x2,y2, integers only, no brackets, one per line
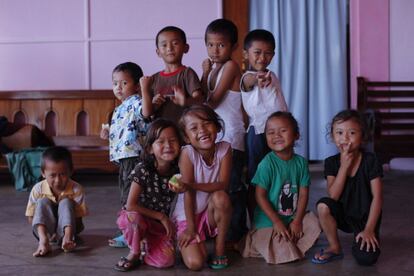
332,119,363,153
205,32,234,64
42,160,71,195
183,112,218,152
265,117,298,158
156,31,189,65
150,126,181,166
112,71,139,101
244,40,275,72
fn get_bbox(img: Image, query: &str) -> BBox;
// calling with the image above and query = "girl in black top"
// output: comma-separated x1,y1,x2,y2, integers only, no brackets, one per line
312,110,383,266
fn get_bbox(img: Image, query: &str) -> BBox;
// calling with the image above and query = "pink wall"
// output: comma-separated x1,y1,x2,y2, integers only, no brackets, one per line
350,0,390,108
390,0,414,81
0,0,222,90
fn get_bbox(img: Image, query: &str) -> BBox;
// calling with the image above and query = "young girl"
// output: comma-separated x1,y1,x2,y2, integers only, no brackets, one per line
202,18,247,242
113,119,182,272
239,112,320,264
171,105,232,270
312,110,383,266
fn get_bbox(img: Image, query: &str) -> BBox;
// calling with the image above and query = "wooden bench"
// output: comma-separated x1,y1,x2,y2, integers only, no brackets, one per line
0,90,118,173
357,77,414,164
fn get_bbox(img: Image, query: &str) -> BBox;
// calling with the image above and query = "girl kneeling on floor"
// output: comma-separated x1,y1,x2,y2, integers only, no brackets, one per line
171,105,232,270
239,112,321,264
114,119,182,272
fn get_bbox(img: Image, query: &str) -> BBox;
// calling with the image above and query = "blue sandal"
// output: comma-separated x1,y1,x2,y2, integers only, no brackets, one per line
108,234,128,248
312,249,344,264
208,255,229,269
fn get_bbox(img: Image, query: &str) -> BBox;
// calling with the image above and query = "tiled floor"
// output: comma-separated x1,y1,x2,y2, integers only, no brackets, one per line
0,167,413,275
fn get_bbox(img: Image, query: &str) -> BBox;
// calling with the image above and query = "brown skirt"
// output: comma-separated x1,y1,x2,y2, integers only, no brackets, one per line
239,211,321,264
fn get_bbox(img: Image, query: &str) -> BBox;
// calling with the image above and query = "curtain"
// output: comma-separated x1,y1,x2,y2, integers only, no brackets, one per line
249,0,347,160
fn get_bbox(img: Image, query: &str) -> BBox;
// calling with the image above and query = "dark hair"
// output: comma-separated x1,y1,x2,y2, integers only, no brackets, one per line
265,111,300,137
112,62,143,84
179,105,224,138
142,119,183,172
41,146,74,172
156,26,187,47
244,29,276,50
205,18,238,46
329,109,369,142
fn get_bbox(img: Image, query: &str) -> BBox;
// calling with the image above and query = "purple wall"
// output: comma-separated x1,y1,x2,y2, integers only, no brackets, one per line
0,0,222,90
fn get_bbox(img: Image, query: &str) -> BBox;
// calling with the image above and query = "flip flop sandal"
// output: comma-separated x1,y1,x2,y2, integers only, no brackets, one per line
208,255,229,269
114,256,141,272
108,234,128,248
311,249,344,264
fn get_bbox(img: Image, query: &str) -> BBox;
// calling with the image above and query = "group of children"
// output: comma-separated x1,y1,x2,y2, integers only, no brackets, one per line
25,18,383,271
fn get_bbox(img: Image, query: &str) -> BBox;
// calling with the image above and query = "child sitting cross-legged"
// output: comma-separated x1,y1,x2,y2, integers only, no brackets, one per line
25,146,88,257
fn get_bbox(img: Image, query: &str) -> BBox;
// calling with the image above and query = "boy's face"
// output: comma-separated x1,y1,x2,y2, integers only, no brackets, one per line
156,31,189,65
244,40,275,71
112,71,139,101
205,32,234,64
42,160,71,194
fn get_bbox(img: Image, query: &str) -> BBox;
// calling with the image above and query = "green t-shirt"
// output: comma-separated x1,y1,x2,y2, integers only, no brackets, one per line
252,152,310,229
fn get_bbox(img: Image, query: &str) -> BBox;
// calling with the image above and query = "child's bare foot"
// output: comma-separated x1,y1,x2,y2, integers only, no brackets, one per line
62,237,76,253
33,241,51,257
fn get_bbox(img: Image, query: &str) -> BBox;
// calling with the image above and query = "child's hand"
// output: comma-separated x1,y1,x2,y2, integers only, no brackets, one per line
168,179,187,193
100,124,109,139
356,230,379,252
256,71,272,88
202,58,212,75
139,76,153,91
152,94,166,108
178,228,201,248
171,85,186,106
339,142,354,171
272,220,291,242
160,215,175,239
289,219,304,243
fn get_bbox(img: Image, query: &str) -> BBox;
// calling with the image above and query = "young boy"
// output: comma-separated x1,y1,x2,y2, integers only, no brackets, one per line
100,62,149,247
25,146,88,257
139,26,204,123
241,29,288,219
202,18,247,242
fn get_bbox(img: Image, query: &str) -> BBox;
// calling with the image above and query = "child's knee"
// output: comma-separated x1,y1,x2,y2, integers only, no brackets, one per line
211,191,232,211
37,197,53,209
184,256,204,271
352,246,380,266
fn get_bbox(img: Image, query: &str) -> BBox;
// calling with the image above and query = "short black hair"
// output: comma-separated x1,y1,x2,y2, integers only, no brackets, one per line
244,29,276,50
112,62,143,84
205,18,238,46
265,111,300,137
41,146,74,172
156,26,187,47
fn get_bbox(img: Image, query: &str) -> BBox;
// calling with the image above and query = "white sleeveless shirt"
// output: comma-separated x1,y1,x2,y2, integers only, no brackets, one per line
241,70,288,134
207,65,245,151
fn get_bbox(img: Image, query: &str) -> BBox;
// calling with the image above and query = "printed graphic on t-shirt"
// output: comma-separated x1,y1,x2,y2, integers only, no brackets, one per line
278,180,298,216
157,86,174,98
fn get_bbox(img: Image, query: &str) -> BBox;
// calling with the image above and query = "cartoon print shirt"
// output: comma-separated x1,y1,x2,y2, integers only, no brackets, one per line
252,151,310,229
109,94,148,162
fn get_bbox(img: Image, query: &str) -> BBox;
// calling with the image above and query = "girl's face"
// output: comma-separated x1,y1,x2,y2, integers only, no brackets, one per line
332,119,363,153
150,127,181,165
265,117,298,155
183,113,218,151
205,32,234,64
112,71,138,101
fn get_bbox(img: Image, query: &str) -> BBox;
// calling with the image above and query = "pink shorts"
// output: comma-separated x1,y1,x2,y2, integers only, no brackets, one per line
175,210,218,246
117,210,175,268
